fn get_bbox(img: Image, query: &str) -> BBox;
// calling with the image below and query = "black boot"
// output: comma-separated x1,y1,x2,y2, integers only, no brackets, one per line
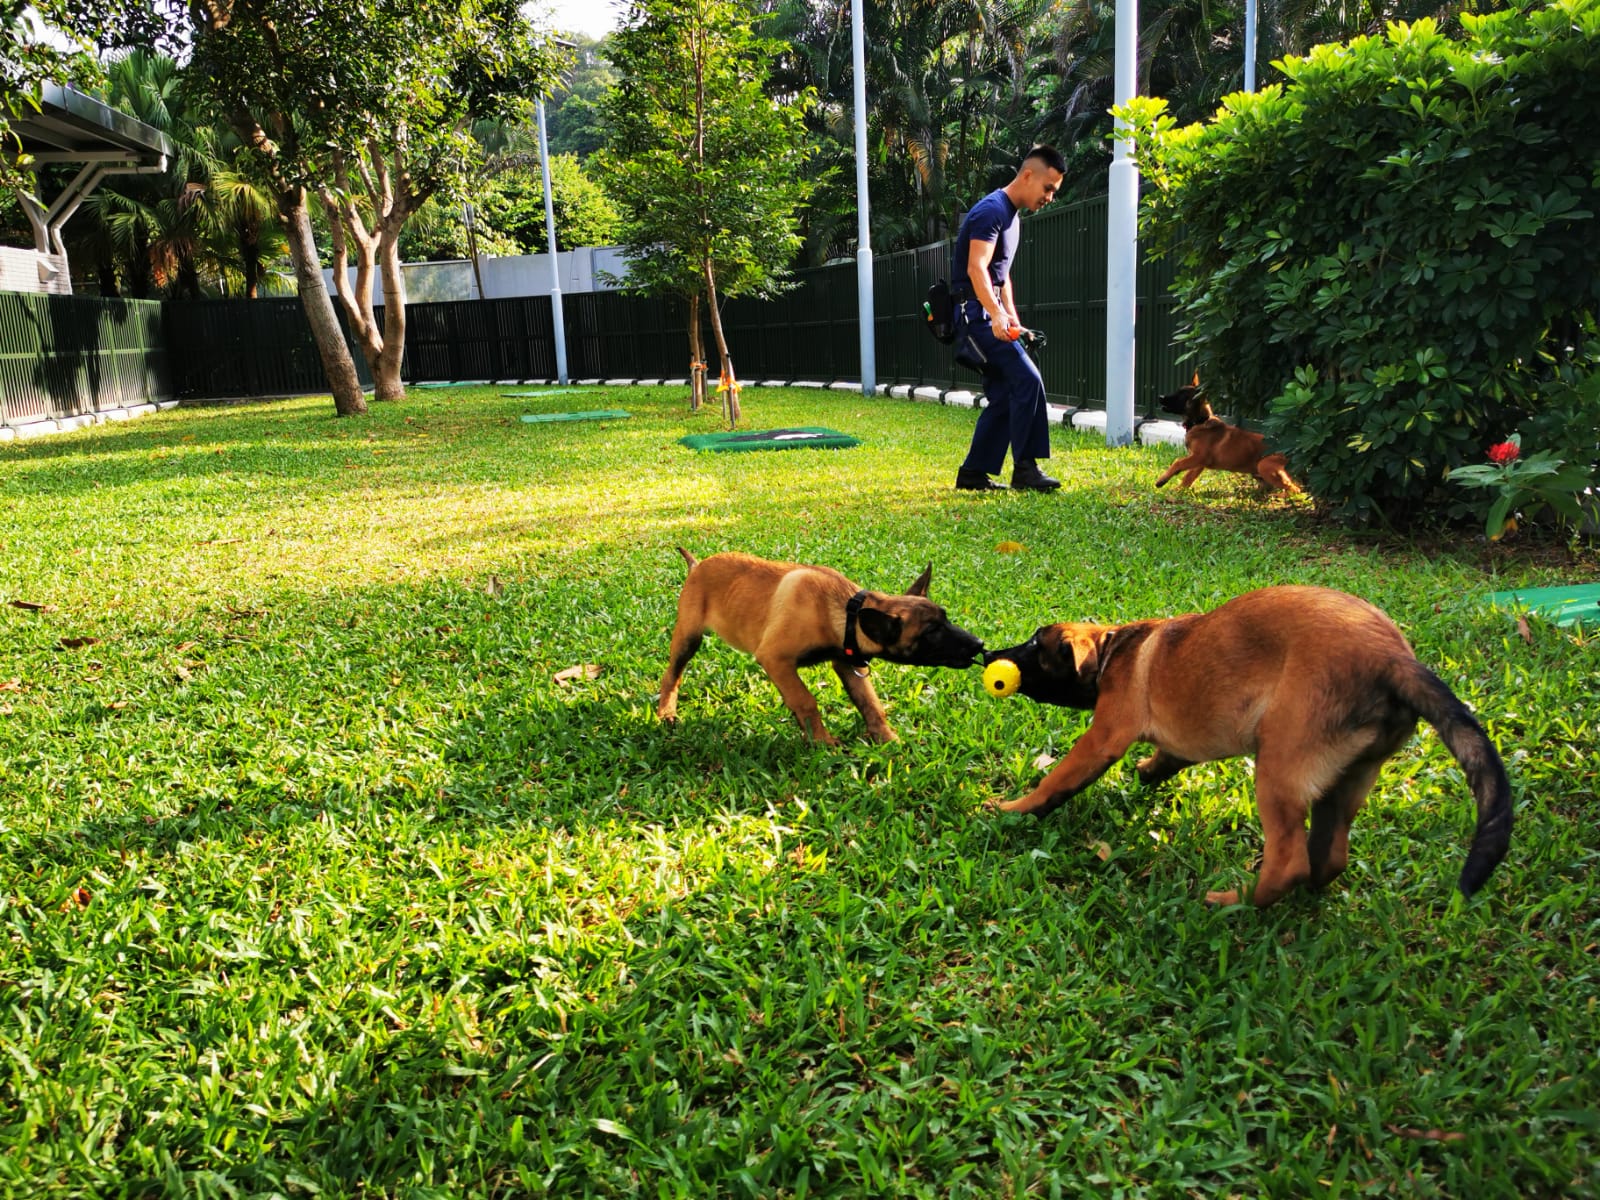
1010,458,1061,491
955,468,1005,492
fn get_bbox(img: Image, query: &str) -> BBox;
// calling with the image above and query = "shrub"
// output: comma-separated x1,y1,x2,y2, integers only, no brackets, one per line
1121,0,1600,525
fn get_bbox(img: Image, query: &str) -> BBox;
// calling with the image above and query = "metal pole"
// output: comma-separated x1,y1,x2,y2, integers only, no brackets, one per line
851,0,875,396
463,203,486,300
536,94,569,386
1103,0,1140,447
1244,0,1258,92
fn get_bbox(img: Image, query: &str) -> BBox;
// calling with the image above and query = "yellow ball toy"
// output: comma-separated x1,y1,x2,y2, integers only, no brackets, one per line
982,658,1022,698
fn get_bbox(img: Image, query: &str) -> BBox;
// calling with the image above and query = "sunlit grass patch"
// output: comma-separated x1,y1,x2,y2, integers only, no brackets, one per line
1,383,1596,1197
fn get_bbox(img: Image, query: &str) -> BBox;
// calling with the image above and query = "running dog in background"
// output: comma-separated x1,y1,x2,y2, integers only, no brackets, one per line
658,550,984,745
1155,377,1301,494
985,586,1512,908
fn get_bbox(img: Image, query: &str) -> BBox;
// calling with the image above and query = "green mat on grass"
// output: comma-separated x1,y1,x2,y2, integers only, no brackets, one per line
1485,582,1600,627
679,427,861,452
501,390,570,398
519,409,631,424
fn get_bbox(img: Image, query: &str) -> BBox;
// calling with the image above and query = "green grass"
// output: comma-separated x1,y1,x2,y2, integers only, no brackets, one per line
1,384,1596,1199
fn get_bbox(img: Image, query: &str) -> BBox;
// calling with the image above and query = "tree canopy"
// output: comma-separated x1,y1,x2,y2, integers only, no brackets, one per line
600,0,817,418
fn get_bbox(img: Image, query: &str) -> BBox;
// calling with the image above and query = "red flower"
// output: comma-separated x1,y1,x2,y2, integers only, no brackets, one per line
1486,441,1520,465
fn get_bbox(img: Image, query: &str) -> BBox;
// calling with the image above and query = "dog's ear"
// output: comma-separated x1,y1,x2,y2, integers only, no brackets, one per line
857,607,903,650
906,564,932,597
1065,629,1102,681
1190,370,1200,388
1040,625,1103,682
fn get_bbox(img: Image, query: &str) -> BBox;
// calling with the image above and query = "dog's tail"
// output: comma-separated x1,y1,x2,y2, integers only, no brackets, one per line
1387,658,1512,896
676,546,698,572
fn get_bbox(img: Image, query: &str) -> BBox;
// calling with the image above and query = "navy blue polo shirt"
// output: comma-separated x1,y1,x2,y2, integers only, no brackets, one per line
952,188,1020,298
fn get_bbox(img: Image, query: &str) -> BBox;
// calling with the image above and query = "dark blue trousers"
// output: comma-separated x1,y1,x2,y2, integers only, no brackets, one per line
954,300,1052,475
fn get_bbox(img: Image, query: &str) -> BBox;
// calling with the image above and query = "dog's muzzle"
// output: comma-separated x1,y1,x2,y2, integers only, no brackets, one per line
920,626,985,669
984,635,1091,708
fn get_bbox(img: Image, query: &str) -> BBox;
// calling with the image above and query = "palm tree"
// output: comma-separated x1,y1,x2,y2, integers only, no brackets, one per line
72,50,287,297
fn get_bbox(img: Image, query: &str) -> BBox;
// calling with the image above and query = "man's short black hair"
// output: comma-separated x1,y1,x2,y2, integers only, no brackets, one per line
1022,144,1067,175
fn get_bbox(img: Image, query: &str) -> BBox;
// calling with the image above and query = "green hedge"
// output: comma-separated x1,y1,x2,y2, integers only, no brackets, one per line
1124,0,1600,525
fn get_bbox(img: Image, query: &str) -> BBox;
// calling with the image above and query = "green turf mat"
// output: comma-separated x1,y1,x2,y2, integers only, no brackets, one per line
519,409,631,424
679,427,861,452
1485,582,1600,627
414,380,489,389
501,389,571,398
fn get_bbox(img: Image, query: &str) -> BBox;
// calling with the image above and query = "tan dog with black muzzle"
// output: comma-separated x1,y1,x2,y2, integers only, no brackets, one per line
1154,378,1300,494
659,549,984,745
986,586,1512,907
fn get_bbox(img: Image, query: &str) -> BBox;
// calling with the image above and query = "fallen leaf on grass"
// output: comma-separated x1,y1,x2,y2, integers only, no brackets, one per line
174,641,199,654
225,605,266,619
8,599,55,612
0,702,12,716
197,537,242,546
995,541,1024,554
0,678,21,692
1516,613,1533,645
1089,840,1112,862
1033,752,1058,771
174,664,192,682
486,575,505,598
554,663,603,684
58,637,100,650
1385,1125,1466,1143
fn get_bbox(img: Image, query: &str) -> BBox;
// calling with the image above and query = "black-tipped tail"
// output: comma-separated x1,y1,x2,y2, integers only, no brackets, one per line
1388,660,1512,896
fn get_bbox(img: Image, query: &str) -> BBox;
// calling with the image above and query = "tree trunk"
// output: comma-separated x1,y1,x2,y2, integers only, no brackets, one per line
320,189,385,389
281,188,367,416
373,208,409,402
128,225,151,299
96,254,119,298
687,291,703,412
702,258,739,427
238,212,261,300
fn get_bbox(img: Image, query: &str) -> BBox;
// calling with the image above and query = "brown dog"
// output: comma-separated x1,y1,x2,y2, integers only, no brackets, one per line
986,586,1511,907
1154,378,1300,493
659,549,984,745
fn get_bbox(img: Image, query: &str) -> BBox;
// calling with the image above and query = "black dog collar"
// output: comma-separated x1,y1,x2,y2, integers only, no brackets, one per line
842,590,871,662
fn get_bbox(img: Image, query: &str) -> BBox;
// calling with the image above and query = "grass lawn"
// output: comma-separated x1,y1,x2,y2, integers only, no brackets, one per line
1,383,1597,1199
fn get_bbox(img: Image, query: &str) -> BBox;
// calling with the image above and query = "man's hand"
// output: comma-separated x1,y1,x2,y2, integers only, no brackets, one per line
990,311,1021,340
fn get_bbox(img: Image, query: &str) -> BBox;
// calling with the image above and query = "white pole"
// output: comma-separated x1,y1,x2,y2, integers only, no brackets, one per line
536,94,569,386
851,0,875,397
1244,0,1258,92
1103,0,1140,447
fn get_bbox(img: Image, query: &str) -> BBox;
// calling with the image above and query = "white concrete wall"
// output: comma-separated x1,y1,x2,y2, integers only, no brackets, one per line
323,246,632,305
0,246,71,294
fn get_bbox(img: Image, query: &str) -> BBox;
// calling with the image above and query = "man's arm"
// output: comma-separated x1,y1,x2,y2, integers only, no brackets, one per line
967,240,1021,339
1000,278,1021,327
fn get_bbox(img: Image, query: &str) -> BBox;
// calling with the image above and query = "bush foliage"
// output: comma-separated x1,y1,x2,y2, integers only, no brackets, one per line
1123,0,1600,525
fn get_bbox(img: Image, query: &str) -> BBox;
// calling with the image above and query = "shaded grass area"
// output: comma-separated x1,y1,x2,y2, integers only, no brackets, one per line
1,384,1597,1198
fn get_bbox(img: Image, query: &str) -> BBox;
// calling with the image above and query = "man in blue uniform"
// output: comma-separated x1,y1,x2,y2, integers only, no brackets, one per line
951,144,1067,492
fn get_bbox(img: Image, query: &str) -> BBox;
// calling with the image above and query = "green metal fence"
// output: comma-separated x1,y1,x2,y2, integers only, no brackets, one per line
162,299,373,398
0,292,170,429
2,193,1185,429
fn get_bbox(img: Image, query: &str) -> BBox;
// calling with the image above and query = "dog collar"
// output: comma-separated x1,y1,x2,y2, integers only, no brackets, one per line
842,590,870,661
